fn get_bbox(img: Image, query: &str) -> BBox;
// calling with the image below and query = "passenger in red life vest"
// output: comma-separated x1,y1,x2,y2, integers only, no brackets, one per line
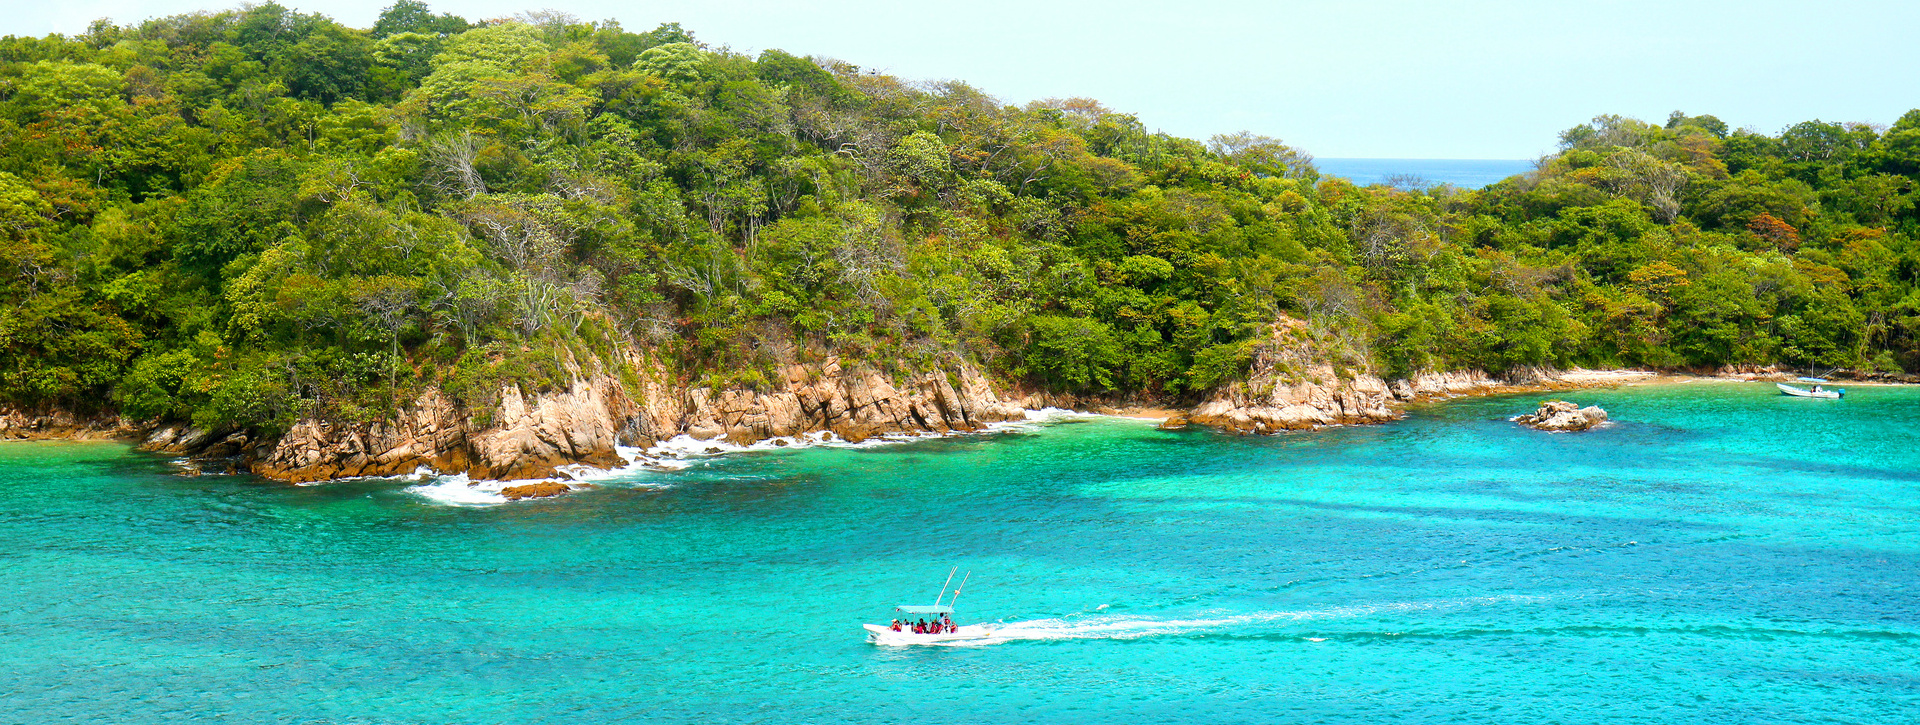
890,619,901,632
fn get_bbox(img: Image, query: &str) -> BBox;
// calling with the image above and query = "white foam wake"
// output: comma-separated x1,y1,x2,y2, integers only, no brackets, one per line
621,407,1096,468
405,407,1106,505
945,595,1549,646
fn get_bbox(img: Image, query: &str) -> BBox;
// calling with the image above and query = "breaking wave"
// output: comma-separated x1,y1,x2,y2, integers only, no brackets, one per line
405,472,508,506
406,407,1106,505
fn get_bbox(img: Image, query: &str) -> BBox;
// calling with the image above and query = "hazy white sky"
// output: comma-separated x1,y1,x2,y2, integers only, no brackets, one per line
12,0,1920,159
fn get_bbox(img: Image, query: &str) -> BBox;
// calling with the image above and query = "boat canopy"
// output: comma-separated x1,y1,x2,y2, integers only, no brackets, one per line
1797,377,1830,383
894,605,953,615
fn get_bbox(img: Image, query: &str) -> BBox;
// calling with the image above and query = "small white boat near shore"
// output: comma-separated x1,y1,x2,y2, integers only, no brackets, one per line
1778,378,1844,399
865,569,997,645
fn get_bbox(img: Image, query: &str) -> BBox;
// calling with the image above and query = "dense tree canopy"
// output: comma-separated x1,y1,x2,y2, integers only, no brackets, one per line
2,3,1915,431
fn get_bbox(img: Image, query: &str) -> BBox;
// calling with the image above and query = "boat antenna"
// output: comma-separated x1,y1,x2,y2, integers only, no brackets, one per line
933,566,957,606
947,571,972,610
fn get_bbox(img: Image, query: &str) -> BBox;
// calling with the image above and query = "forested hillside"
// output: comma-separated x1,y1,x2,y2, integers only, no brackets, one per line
3,2,1917,434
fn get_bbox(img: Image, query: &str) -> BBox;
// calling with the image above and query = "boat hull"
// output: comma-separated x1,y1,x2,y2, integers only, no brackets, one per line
863,623,997,645
1777,383,1842,399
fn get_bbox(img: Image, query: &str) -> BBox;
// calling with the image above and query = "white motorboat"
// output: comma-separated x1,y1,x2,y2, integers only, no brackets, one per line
865,569,997,645
1778,378,1844,399
863,608,996,645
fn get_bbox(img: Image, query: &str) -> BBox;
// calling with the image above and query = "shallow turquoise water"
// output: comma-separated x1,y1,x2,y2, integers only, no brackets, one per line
4,382,1919,723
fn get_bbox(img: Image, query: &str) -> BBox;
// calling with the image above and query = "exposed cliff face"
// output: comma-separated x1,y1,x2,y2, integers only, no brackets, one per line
624,359,1027,447
238,378,629,484
242,390,470,483
0,409,141,441
1189,317,1397,433
1189,317,1582,434
10,318,1634,484
234,356,1026,484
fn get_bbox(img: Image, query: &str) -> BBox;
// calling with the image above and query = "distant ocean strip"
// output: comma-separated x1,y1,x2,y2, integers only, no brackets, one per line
1314,158,1535,189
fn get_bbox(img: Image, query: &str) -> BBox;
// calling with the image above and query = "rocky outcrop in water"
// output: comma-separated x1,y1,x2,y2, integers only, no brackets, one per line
1189,317,1590,434
138,424,269,475
501,482,577,500
1514,400,1609,431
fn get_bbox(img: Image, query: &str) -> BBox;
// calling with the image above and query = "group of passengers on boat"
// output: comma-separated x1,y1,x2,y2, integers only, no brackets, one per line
889,614,956,634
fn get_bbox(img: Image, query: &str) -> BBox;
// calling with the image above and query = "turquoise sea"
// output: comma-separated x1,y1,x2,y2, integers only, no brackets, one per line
1315,158,1535,189
4,382,1919,723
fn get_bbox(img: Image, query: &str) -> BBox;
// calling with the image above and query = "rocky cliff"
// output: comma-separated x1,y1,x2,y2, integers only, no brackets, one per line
620,358,1027,448
142,355,1028,484
0,409,140,441
233,378,629,484
11,317,1647,485
1189,317,1587,434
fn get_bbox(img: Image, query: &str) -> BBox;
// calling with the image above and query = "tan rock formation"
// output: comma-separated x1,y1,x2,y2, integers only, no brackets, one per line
0,408,141,441
1514,400,1609,431
466,378,627,480
626,357,1024,453
250,389,474,483
1189,317,1401,433
501,482,575,500
244,356,1024,486
1188,317,1602,435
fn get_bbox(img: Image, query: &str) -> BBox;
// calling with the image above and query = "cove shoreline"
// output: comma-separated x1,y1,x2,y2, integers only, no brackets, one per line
3,366,1838,490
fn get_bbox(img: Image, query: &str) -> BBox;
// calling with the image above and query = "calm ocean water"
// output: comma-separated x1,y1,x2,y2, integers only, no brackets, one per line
1315,158,1534,188
4,382,1919,723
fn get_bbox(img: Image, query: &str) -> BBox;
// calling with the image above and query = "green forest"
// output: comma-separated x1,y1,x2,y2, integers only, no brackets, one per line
3,2,1917,432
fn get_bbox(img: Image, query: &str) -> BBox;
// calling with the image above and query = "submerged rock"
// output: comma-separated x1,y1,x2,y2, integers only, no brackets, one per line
1514,400,1609,431
1157,415,1190,431
501,482,575,501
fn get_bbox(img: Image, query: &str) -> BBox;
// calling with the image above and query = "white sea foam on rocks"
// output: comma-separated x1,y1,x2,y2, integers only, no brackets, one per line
405,472,509,506
409,407,1106,505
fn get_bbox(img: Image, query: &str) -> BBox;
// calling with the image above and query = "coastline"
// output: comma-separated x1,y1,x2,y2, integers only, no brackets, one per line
2,367,1902,497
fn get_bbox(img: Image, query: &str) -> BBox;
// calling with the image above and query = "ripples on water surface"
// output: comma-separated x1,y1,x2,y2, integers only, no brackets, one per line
3,382,1918,723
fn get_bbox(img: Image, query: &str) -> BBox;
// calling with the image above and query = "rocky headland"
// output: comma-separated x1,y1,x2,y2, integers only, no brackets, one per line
1,317,1689,488
1188,316,1637,434
117,355,1029,485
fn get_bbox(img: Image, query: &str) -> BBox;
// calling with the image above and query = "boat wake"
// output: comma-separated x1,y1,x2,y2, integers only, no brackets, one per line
937,595,1548,647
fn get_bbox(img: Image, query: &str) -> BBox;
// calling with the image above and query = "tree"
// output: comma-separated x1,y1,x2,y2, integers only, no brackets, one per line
1209,131,1312,178
635,42,705,84
355,275,420,396
1026,314,1122,391
372,0,469,38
